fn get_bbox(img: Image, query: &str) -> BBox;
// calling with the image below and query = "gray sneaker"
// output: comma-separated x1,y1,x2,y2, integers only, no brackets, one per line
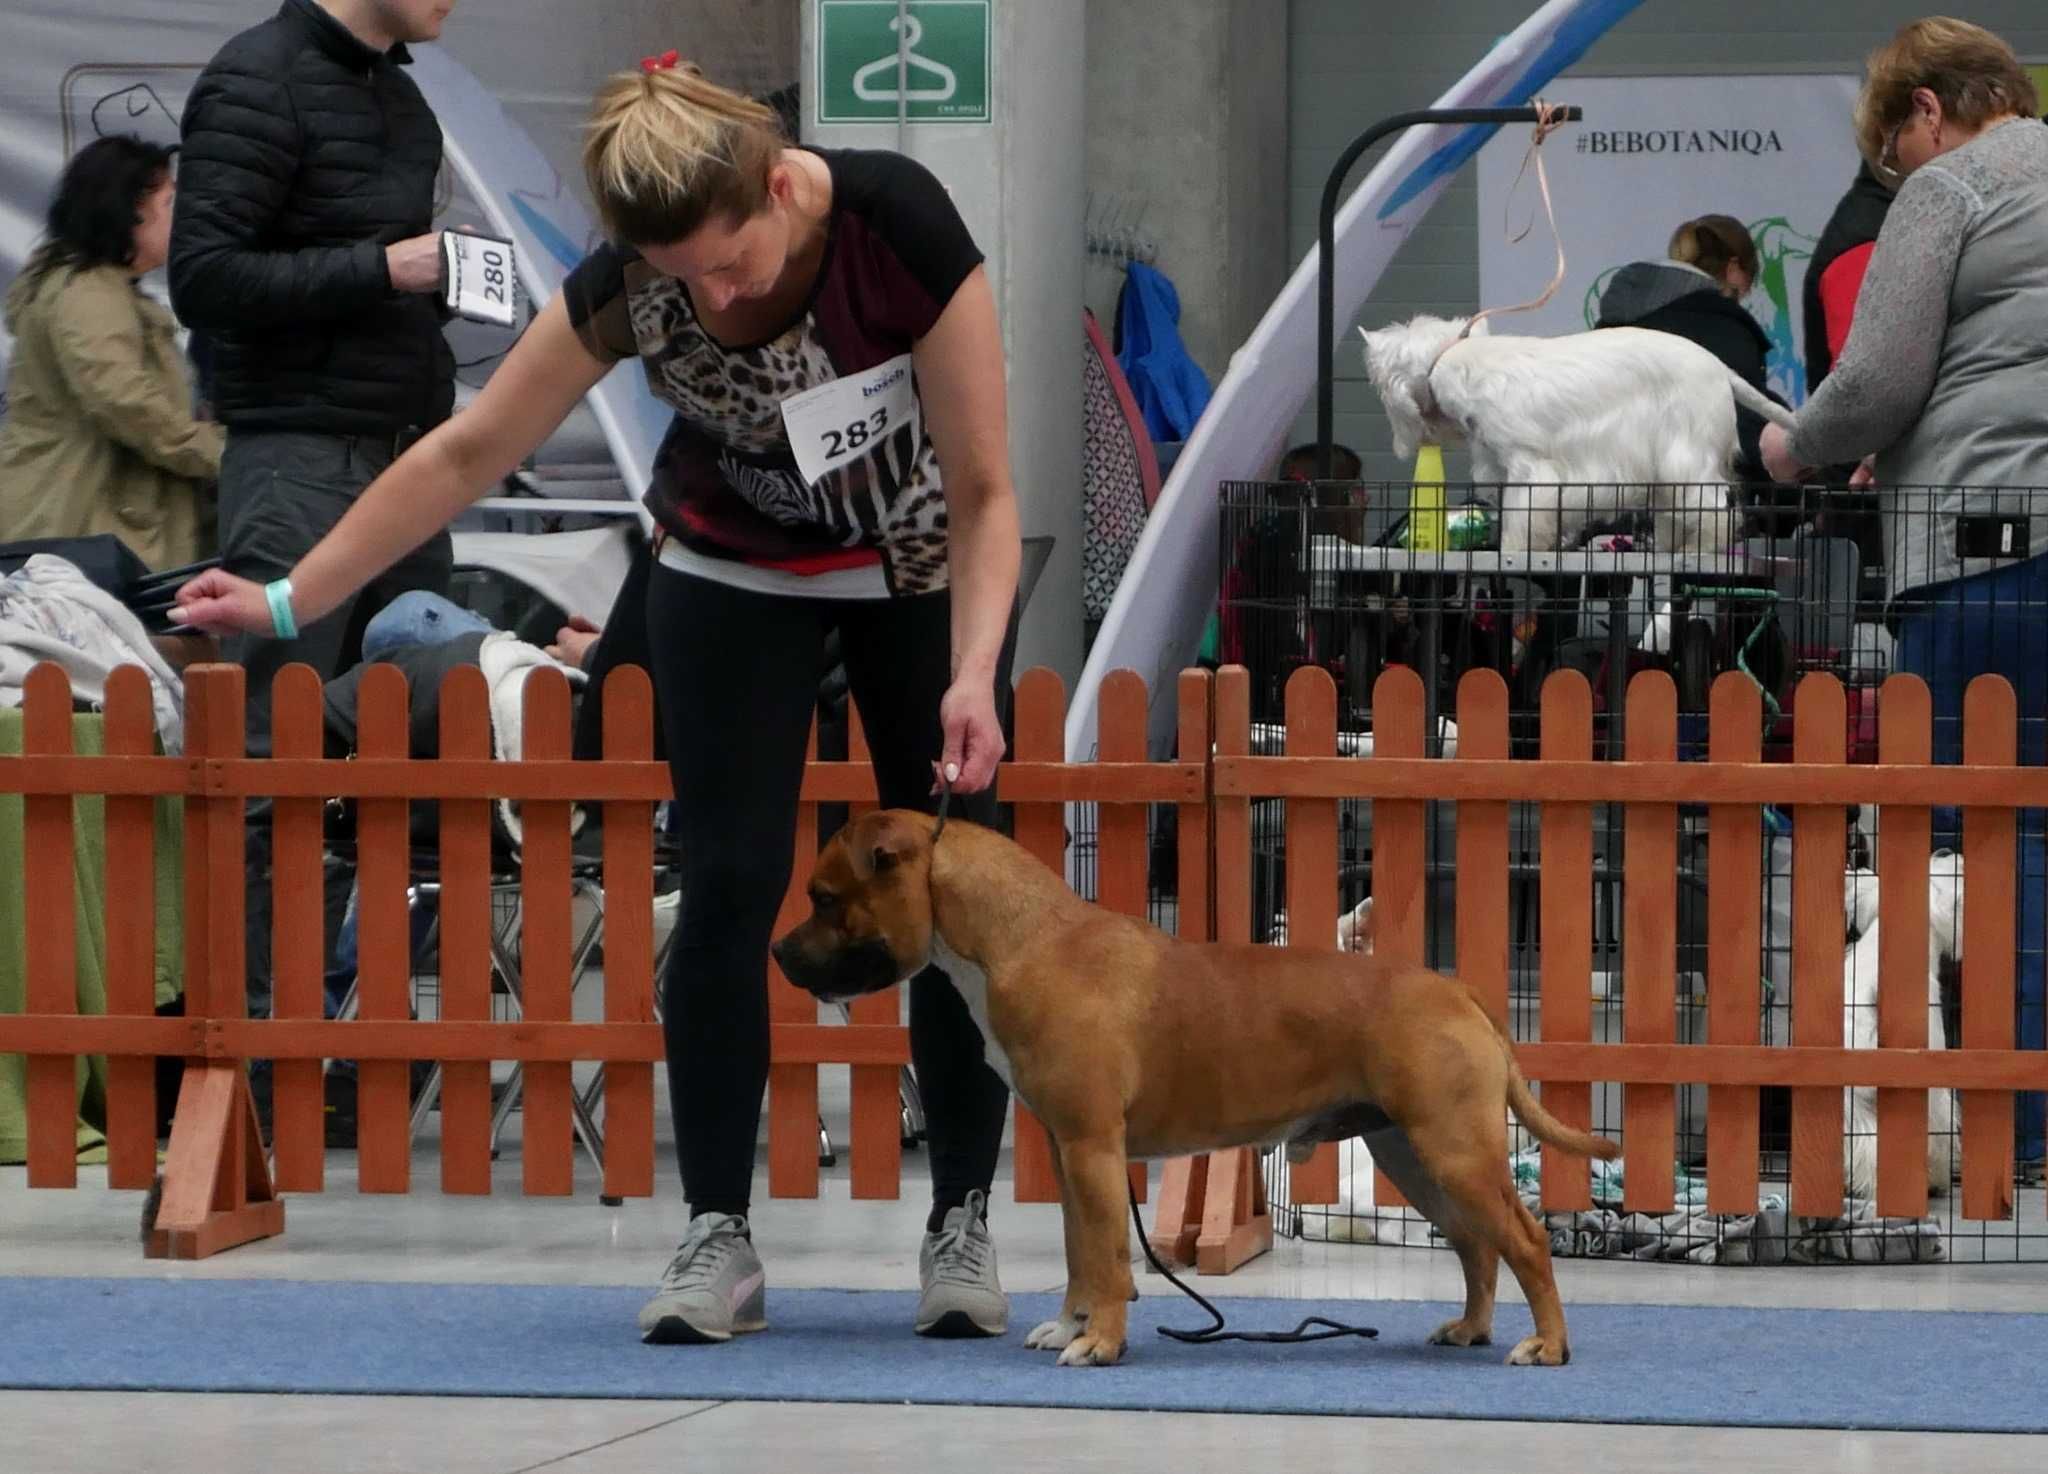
638,1212,768,1344
916,1189,1008,1337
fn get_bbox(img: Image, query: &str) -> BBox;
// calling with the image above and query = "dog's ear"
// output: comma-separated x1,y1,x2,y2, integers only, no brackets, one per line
859,812,923,878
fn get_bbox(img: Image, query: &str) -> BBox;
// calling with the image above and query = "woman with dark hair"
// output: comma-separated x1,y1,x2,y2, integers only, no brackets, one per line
0,134,221,569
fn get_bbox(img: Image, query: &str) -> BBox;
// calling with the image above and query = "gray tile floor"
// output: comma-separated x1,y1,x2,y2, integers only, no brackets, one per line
5,1075,2047,1473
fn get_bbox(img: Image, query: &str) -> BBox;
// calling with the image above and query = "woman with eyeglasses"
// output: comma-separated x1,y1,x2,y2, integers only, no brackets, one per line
1760,16,2048,1174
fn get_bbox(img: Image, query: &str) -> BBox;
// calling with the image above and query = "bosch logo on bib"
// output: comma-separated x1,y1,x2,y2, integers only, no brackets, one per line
780,353,919,488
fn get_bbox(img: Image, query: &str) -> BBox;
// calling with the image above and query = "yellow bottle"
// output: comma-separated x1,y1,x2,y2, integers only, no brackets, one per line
1408,443,1447,551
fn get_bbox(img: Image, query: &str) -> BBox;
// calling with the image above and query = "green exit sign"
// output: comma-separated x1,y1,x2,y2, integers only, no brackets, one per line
817,1,992,125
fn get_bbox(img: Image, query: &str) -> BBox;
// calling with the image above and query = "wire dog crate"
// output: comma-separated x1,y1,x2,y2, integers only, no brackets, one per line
1212,477,2048,1265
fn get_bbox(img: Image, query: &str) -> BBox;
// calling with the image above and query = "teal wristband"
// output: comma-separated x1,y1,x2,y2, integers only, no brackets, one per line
264,578,299,640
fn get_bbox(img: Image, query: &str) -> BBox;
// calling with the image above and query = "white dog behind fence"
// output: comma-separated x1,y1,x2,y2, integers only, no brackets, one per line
1358,315,1797,553
1841,856,1962,1201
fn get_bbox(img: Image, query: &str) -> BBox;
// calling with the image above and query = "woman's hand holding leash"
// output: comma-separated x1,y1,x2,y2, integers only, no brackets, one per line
935,674,1004,796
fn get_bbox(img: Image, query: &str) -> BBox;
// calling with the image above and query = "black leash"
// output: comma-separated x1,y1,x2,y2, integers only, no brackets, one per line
1128,1176,1379,1345
932,762,956,840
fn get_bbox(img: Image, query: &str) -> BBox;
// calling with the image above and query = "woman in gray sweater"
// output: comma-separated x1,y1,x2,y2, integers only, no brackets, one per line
1762,17,2047,1169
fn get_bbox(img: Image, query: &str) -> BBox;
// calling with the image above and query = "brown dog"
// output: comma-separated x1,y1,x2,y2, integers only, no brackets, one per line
772,810,1618,1368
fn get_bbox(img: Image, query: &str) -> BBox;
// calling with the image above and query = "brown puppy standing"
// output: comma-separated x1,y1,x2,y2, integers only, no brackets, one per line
773,810,1618,1368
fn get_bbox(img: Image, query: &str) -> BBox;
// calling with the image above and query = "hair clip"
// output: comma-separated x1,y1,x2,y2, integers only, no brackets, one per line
641,48,680,74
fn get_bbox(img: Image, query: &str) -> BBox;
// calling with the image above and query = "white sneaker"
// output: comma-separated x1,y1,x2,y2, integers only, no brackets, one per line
915,1189,1008,1337
638,1212,767,1344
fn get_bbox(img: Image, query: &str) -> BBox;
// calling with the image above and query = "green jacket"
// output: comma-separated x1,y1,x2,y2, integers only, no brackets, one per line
0,259,222,570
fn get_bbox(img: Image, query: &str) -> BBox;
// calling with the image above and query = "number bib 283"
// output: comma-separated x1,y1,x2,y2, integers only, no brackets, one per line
779,353,917,488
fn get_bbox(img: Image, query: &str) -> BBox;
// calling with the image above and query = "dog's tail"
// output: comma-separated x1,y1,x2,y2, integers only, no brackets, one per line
1727,372,1798,431
1479,1001,1621,1161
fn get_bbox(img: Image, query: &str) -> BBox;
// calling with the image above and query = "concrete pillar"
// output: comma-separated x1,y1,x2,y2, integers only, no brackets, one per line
802,0,1088,686
1083,0,1288,385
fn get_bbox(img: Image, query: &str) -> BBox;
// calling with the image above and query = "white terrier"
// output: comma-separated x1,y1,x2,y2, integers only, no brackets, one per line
1841,856,1961,1202
1358,315,1797,553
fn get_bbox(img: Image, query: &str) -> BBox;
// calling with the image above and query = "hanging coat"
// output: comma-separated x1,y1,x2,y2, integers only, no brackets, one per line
1114,261,1212,443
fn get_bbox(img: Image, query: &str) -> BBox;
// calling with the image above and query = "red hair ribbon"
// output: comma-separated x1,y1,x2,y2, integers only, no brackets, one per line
641,48,680,74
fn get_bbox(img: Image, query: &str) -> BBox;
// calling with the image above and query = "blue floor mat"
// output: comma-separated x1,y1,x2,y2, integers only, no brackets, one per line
4,1277,2041,1432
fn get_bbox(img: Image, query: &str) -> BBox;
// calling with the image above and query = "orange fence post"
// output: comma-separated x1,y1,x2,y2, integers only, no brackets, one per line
1455,668,1512,1029
269,665,326,1193
100,666,161,1190
354,665,414,1194
598,668,658,1202
1960,676,2018,1222
1790,676,1848,1218
1285,666,1340,1206
517,669,577,1197
1370,667,1426,1211
437,667,497,1197
1095,670,1153,1207
1621,671,1678,1213
843,703,904,1201
1007,668,1065,1203
23,664,78,1189
768,716,823,1199
1538,672,1594,1212
1148,671,1215,1265
148,664,282,1260
1704,673,1764,1216
1875,675,1934,1221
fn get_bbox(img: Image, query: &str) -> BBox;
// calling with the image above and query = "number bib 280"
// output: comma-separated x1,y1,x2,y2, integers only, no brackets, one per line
779,354,917,488
441,230,518,329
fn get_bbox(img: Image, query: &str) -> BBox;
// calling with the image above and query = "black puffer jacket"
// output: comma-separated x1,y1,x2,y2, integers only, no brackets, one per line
168,0,454,441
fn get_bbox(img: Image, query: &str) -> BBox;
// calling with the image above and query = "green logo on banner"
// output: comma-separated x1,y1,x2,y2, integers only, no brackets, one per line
817,1,992,124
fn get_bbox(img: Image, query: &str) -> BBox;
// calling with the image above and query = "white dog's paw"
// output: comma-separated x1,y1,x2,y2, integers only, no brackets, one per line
1056,1330,1127,1367
1025,1313,1084,1350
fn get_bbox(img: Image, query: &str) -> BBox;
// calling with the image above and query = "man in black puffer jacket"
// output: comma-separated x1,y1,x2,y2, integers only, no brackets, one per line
170,0,459,1029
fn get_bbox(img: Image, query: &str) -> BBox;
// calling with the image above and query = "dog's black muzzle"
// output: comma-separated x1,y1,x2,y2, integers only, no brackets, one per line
771,934,901,1003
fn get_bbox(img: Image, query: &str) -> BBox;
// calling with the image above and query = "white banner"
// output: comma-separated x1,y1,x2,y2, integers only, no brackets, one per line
1478,72,1864,409
1065,0,1650,787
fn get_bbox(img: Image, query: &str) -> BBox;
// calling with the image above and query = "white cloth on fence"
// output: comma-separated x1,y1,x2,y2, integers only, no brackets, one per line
477,630,586,845
0,554,183,751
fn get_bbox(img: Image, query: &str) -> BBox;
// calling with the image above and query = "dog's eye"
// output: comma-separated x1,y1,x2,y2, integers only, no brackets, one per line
810,890,839,914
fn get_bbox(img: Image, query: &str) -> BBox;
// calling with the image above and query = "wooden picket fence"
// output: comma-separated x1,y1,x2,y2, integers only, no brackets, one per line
2,657,2046,1261
1241,662,2047,1228
0,661,1203,1254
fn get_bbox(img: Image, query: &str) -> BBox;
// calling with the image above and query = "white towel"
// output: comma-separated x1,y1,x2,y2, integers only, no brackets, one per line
477,631,586,846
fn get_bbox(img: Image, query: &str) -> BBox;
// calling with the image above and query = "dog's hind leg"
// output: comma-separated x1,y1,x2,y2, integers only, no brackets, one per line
1362,1127,1499,1347
1400,1120,1573,1366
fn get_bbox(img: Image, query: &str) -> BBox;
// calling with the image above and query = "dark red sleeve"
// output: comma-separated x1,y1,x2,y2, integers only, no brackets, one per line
834,150,984,338
1821,244,1875,364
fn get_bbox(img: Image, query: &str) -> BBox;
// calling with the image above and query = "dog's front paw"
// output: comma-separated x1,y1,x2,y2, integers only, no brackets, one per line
1025,1313,1083,1350
1056,1330,1126,1367
1428,1317,1492,1348
1505,1334,1569,1367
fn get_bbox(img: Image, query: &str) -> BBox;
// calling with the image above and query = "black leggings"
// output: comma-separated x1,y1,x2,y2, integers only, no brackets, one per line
645,562,1016,1225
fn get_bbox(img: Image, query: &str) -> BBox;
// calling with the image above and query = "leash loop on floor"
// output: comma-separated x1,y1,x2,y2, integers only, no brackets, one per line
1128,1179,1379,1346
